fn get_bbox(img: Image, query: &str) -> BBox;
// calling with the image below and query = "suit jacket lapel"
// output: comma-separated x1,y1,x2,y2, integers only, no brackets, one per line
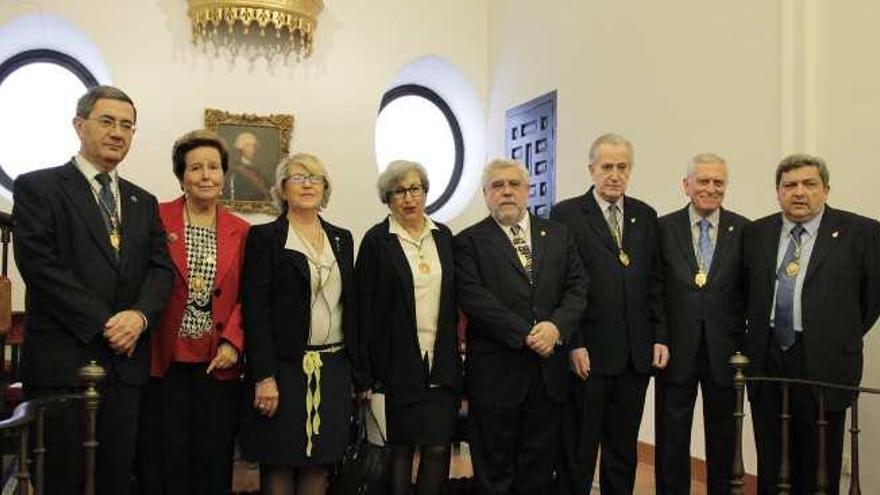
482,217,530,281
383,223,417,315
708,209,736,281
164,198,188,280
581,189,618,254
529,215,546,279
118,179,143,268
762,214,784,287
274,216,309,281
805,206,841,284
58,162,119,268
214,207,241,288
671,207,698,273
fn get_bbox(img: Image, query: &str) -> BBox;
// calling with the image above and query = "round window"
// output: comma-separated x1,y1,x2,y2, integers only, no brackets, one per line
0,49,97,193
375,85,464,214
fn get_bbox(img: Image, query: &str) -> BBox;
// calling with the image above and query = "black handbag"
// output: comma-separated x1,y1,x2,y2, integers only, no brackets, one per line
330,402,390,495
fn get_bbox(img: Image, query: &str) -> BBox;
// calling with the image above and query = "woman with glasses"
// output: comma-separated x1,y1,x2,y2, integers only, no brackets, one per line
139,129,248,494
356,160,462,495
239,153,364,495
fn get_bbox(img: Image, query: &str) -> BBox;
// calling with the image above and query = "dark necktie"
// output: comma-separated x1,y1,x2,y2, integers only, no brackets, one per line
606,204,622,248
773,223,805,350
510,224,533,279
698,218,714,272
94,172,117,231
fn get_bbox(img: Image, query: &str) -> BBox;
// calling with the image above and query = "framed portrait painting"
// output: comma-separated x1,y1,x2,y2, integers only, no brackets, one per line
204,108,294,215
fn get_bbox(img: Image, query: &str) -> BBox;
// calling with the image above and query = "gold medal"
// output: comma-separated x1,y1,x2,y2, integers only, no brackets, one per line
618,251,630,267
191,276,205,291
418,261,431,274
695,271,707,288
109,229,121,251
785,261,800,277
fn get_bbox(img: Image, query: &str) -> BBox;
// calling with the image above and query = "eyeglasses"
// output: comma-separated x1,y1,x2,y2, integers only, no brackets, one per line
390,185,424,200
87,116,136,133
286,173,325,185
488,179,524,192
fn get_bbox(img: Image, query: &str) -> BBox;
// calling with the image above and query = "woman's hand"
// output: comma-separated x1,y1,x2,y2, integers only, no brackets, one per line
254,377,280,418
206,342,239,374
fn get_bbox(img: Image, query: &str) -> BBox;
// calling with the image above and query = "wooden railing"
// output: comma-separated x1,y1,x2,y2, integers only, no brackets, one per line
729,353,880,495
0,362,105,495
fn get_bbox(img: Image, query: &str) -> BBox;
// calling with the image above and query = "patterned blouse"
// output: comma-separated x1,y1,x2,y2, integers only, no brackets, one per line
179,224,217,339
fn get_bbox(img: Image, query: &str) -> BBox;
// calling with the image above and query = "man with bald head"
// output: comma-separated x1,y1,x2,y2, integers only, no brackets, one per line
455,159,587,494
551,133,668,495
655,153,748,494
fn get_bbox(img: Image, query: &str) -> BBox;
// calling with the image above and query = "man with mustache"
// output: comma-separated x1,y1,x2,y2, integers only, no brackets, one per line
551,133,668,494
655,153,748,494
455,159,587,494
13,85,173,495
743,154,880,494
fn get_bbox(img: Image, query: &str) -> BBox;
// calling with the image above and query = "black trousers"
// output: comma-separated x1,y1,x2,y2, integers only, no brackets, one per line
559,361,649,495
750,334,846,495
25,373,143,495
137,362,241,495
469,366,560,495
655,335,736,495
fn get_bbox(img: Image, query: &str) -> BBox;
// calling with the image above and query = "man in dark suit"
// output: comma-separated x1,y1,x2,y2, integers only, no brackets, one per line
743,154,880,494
13,85,173,495
455,159,587,494
655,153,748,494
551,133,668,495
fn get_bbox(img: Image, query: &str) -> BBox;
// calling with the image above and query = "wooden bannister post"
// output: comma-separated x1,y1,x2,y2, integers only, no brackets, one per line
849,396,861,495
815,389,828,494
730,352,749,495
777,384,791,494
78,361,105,495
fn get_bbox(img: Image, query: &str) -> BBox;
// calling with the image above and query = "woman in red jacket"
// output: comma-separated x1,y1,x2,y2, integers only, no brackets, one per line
138,129,249,494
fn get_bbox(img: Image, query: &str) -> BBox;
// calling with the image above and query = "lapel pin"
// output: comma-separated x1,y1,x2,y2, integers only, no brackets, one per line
168,232,178,242
630,217,636,224
130,195,138,202
832,231,839,238
728,226,734,232
540,230,546,236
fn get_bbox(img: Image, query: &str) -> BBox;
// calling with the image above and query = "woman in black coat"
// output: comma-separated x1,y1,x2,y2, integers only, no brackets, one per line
356,160,463,495
240,153,365,495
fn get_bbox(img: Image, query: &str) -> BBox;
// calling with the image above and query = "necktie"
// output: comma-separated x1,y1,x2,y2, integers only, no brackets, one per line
773,223,806,350
95,173,120,254
510,224,533,278
698,218,714,272
606,204,622,248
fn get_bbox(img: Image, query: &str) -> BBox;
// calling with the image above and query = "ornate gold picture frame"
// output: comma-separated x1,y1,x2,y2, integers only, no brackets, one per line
204,108,294,215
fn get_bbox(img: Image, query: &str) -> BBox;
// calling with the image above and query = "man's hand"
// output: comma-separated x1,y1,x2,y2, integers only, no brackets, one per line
206,342,239,374
103,310,146,357
525,321,560,358
652,343,670,369
569,347,591,380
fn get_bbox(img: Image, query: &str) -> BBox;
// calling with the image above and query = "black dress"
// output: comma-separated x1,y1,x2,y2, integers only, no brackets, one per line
239,215,365,465
356,217,462,445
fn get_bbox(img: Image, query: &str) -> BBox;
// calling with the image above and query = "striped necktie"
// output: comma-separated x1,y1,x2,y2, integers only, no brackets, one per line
510,224,533,278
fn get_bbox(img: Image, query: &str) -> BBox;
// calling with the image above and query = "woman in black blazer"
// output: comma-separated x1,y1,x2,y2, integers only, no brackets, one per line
240,153,365,495
356,160,462,495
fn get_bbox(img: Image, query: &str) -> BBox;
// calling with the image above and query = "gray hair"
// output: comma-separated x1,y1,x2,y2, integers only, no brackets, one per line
76,85,136,121
481,159,529,191
234,132,257,151
272,153,332,211
775,153,830,188
588,133,634,165
686,152,727,177
376,160,430,204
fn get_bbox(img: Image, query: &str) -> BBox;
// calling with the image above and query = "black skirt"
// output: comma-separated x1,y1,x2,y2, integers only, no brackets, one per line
385,386,458,446
240,346,352,466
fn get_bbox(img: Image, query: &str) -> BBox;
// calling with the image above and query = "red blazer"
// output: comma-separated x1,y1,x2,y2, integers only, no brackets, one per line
150,196,249,380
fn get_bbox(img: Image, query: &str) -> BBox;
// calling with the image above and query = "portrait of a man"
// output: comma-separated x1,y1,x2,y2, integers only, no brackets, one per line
204,108,294,214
